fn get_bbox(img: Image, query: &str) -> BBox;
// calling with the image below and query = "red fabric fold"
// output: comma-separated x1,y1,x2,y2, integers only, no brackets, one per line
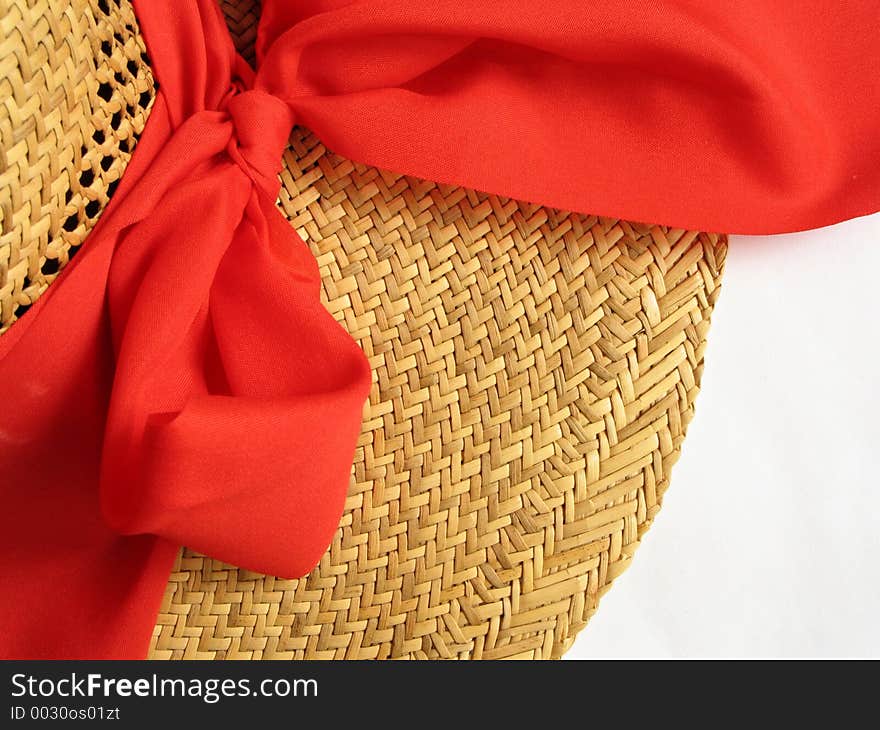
0,0,878,658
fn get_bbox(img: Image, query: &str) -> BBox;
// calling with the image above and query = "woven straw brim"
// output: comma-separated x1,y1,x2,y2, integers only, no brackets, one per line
1,0,726,659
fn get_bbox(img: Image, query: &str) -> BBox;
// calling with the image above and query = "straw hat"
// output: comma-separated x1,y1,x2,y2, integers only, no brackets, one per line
0,0,726,659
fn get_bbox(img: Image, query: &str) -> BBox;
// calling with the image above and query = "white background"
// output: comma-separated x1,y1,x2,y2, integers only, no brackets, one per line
568,212,880,658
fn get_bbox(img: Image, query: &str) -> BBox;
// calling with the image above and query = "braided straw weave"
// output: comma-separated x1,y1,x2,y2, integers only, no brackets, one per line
0,0,155,333
0,0,727,659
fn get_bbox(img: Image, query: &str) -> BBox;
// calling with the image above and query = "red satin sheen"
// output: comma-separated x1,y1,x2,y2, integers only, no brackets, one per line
0,0,878,658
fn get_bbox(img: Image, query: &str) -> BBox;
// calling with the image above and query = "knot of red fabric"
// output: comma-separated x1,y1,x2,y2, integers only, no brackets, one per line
0,3,372,659
92,82,371,581
223,88,295,198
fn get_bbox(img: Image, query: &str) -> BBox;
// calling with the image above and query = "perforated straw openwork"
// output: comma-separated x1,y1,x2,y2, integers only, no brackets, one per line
0,0,155,333
0,0,727,659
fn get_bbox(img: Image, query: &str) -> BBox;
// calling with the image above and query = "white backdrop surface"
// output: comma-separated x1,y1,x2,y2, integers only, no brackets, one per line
568,212,880,658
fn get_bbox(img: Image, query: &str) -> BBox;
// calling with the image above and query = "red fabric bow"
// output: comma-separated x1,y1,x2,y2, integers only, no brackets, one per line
1,0,878,658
